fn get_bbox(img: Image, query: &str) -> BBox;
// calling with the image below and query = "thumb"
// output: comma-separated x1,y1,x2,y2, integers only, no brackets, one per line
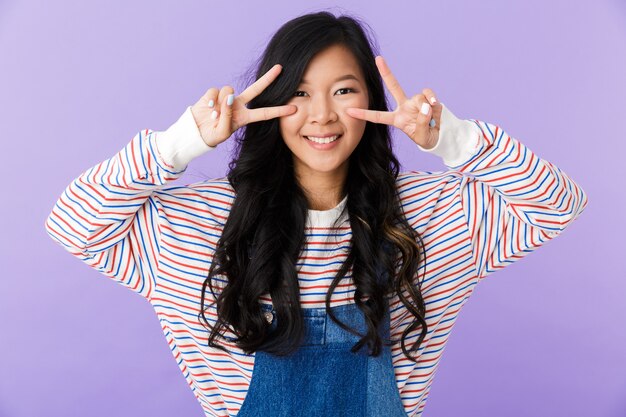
429,100,443,128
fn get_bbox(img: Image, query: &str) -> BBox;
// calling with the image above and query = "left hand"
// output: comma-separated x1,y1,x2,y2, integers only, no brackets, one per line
346,56,442,150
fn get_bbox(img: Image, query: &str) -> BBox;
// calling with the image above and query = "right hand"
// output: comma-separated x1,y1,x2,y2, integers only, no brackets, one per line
191,64,297,147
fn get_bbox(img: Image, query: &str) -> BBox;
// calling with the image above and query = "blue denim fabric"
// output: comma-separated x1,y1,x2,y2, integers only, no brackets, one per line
236,300,407,416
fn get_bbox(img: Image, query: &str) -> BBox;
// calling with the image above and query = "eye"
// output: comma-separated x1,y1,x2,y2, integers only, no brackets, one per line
292,88,356,97
336,88,356,95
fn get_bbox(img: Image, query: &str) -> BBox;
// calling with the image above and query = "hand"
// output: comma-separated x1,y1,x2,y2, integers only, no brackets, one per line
346,56,442,150
191,64,297,147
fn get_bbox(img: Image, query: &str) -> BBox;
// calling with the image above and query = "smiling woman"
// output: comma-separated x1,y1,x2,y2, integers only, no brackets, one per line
44,9,588,417
279,43,369,210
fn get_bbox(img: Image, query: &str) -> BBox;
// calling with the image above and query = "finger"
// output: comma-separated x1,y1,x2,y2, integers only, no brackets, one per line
375,56,408,106
246,104,298,124
420,89,441,128
216,87,235,136
414,96,434,130
238,64,283,105
194,88,219,115
432,104,443,128
346,107,395,126
203,87,219,108
218,85,232,106
421,88,438,106
421,88,438,105
210,85,233,121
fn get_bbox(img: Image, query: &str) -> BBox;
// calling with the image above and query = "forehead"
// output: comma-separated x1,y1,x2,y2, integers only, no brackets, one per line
300,44,364,84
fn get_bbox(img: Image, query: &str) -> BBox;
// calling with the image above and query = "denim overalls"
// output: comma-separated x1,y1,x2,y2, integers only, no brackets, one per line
237,242,407,416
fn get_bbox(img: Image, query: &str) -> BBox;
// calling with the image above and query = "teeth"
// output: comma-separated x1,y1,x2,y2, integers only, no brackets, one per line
306,135,340,144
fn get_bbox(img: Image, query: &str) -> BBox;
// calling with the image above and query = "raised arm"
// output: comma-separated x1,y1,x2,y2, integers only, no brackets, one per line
44,64,297,299
417,104,589,280
348,55,588,281
44,106,215,299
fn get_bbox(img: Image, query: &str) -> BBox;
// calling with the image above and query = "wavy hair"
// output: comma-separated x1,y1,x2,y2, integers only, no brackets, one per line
198,10,428,362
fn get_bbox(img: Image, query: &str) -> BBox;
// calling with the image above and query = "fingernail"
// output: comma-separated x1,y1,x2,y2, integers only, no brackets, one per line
420,102,430,115
211,110,218,120
429,118,436,127
430,96,437,104
227,94,234,106
208,99,214,108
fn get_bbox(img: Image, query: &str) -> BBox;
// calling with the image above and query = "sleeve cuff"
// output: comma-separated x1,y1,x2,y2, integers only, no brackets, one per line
154,106,216,171
417,103,484,167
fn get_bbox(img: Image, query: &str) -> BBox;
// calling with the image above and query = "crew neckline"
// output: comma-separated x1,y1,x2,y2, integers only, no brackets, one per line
306,194,349,226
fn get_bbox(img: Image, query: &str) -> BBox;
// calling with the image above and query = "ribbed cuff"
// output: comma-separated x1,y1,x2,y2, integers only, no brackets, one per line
417,103,483,167
154,106,216,171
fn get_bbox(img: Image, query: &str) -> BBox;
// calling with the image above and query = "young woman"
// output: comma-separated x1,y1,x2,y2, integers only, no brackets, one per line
45,11,588,417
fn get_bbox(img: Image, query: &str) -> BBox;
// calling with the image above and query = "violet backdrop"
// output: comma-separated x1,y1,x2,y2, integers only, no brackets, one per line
0,0,623,416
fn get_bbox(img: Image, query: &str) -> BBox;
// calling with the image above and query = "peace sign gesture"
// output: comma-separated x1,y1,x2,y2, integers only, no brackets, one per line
346,56,442,150
191,64,297,147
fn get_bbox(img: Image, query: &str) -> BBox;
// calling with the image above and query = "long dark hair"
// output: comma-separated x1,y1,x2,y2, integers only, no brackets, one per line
198,10,428,362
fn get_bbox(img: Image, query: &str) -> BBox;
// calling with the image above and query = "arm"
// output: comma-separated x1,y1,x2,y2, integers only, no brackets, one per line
44,106,214,299
417,104,589,280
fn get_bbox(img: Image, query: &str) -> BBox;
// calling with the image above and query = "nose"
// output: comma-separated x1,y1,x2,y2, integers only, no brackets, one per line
308,95,338,124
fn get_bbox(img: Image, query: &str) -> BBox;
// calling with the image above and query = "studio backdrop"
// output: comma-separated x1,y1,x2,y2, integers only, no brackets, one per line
0,1,623,417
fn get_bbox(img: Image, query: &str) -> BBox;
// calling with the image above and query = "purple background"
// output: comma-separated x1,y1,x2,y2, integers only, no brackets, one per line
1,1,623,416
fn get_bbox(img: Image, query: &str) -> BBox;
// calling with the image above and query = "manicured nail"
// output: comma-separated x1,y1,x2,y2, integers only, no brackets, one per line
420,102,430,115
430,96,437,104
210,110,218,120
208,99,215,108
429,118,436,127
227,94,234,106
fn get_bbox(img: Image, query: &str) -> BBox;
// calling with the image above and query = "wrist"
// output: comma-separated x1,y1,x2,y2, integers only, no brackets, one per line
417,103,483,167
155,106,216,171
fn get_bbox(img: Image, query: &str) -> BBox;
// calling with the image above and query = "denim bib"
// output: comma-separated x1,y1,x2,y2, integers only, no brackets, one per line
235,300,407,416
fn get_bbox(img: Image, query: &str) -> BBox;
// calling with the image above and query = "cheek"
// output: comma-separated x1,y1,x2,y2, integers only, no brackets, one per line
339,95,366,110
279,114,301,136
342,98,368,130
342,93,367,112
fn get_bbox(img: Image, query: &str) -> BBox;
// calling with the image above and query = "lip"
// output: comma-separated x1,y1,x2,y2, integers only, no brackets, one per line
303,134,342,150
304,133,342,138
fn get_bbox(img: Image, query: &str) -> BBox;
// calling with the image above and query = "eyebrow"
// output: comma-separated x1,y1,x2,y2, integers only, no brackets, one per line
300,74,360,85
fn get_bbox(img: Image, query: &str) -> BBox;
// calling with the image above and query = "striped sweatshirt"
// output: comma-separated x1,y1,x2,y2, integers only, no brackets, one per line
45,102,588,416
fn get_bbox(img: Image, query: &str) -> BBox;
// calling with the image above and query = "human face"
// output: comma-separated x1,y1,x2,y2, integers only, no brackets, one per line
279,44,369,182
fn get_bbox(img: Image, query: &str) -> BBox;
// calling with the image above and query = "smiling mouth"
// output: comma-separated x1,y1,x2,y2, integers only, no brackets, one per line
304,134,343,144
